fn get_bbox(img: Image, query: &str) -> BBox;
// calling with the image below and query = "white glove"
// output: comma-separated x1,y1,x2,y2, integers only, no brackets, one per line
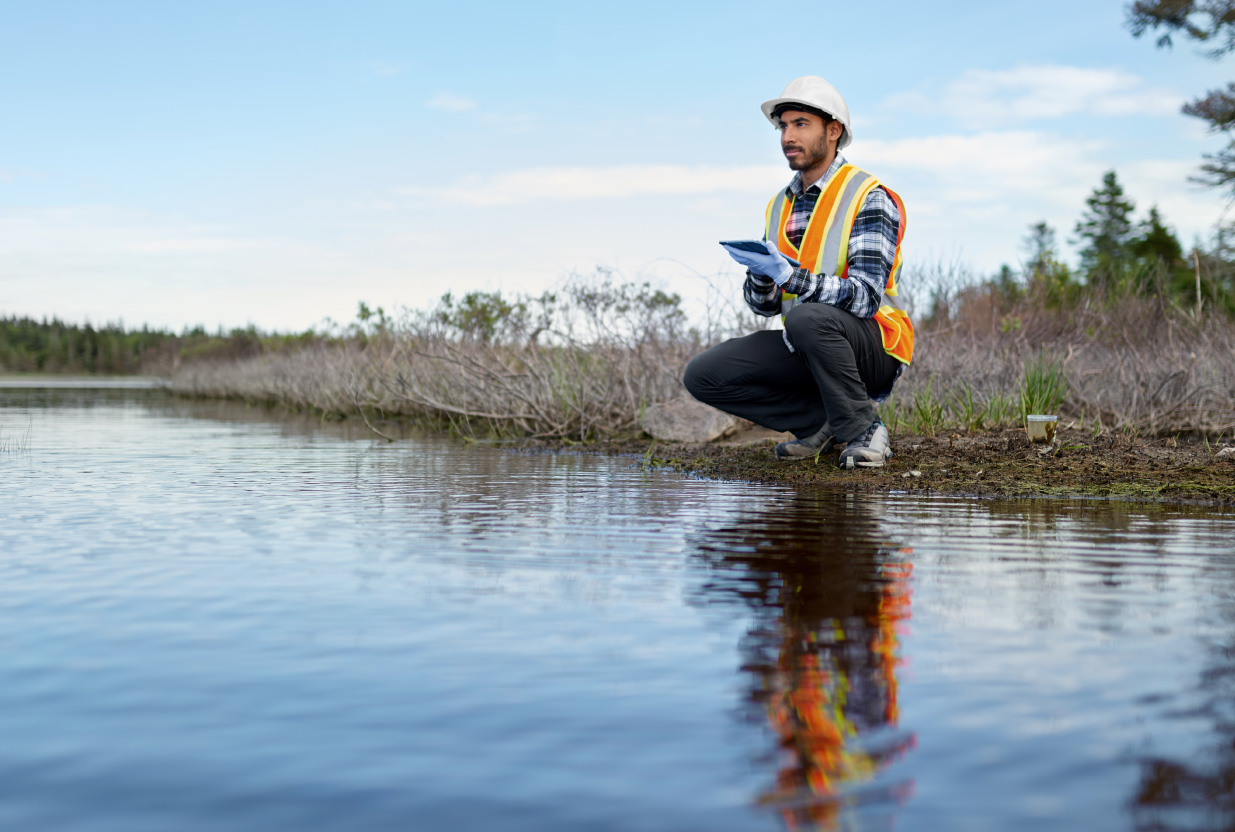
721,239,795,286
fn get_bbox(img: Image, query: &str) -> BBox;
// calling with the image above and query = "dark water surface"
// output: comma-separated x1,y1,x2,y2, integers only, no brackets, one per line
2,387,1233,831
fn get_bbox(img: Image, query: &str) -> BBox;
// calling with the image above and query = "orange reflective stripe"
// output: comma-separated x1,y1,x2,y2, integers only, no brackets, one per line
799,165,861,272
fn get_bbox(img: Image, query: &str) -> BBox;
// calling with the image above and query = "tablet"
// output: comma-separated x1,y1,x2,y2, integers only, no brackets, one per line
719,239,773,253
719,240,800,267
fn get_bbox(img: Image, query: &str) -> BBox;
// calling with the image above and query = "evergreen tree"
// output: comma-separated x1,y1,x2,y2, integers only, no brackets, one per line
1129,205,1185,266
1022,221,1057,276
1128,1,1235,191
1020,220,1077,306
1074,171,1137,273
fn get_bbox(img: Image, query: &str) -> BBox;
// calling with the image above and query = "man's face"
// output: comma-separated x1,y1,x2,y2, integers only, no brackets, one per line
777,109,837,172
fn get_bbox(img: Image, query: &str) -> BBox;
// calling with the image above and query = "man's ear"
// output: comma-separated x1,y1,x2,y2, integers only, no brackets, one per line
828,120,844,142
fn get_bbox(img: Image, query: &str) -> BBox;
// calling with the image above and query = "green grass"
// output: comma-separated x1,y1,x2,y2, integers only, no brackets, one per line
911,379,946,436
982,392,1016,428
951,384,983,432
1019,356,1068,419
880,382,1022,435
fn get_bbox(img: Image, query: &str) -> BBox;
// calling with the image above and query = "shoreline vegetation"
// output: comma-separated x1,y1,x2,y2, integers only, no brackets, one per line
5,178,1235,505
5,263,1234,506
167,263,1235,506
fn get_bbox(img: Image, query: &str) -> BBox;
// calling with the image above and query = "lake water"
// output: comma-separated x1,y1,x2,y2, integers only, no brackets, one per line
2,385,1233,831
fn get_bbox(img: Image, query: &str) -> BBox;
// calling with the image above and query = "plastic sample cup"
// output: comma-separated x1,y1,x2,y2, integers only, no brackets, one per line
1026,415,1058,444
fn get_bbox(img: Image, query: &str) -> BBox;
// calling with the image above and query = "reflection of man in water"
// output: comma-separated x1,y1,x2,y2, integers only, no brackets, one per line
692,498,915,829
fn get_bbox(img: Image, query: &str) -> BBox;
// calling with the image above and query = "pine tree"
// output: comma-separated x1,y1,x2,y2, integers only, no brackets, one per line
1021,220,1076,305
1074,171,1137,274
1022,221,1057,276
1129,205,1184,266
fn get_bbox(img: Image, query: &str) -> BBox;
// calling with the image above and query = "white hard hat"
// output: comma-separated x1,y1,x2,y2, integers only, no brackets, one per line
761,75,853,150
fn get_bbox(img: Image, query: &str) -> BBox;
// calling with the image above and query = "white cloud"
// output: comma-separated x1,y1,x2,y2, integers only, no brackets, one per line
124,237,257,254
857,130,1104,200
888,65,1184,127
0,205,358,329
426,92,478,111
847,129,1223,271
401,164,786,206
1122,159,1227,240
0,207,259,258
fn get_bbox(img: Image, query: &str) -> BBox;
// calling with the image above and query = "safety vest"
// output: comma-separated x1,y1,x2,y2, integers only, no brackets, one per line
763,164,914,365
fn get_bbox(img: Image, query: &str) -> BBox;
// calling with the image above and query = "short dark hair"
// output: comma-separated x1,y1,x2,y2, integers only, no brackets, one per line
772,103,832,124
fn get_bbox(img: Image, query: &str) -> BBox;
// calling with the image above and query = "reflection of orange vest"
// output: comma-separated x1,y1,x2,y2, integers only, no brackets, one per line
762,557,916,822
763,165,914,365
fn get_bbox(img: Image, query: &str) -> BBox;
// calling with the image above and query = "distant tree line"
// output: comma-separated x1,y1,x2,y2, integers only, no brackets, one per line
0,317,325,375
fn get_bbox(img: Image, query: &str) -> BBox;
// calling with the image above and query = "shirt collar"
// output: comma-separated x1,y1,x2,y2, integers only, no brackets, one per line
788,153,848,196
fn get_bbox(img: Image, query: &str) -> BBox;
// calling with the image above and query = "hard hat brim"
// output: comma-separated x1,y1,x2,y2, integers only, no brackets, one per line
760,97,852,150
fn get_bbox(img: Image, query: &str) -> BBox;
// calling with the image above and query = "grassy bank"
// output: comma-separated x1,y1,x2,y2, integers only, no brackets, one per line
622,427,1235,507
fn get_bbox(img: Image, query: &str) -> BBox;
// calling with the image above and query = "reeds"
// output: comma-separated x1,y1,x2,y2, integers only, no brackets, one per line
0,421,31,453
1018,357,1067,419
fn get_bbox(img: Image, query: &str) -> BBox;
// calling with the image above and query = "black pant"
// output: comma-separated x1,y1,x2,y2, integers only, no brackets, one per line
682,303,900,443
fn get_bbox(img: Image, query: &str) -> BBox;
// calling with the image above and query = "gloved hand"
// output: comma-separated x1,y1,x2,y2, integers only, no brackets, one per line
721,239,795,286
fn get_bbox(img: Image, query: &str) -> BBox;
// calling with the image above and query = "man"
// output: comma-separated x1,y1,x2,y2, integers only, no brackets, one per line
683,75,913,469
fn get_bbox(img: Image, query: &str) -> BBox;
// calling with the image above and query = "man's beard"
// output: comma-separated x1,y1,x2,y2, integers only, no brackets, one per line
786,134,830,171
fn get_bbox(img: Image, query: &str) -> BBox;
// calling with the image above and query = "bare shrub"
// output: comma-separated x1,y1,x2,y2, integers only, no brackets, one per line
171,261,1235,441
169,270,768,441
893,259,1235,436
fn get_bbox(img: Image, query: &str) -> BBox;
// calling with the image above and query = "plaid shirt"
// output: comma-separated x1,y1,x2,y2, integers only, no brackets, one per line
744,154,901,320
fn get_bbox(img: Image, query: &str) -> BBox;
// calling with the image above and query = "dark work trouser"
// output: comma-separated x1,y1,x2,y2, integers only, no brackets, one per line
682,303,901,443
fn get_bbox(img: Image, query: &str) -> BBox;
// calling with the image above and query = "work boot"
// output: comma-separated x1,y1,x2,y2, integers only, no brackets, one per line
775,423,837,460
838,421,892,469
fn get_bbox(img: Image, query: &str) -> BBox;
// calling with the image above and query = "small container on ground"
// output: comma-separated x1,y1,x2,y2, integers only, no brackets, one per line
1026,415,1058,444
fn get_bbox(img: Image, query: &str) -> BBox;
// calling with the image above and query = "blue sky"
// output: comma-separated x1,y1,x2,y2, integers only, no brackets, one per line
0,0,1229,330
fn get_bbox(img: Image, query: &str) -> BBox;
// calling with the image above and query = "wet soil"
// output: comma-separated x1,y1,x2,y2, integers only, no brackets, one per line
585,426,1235,507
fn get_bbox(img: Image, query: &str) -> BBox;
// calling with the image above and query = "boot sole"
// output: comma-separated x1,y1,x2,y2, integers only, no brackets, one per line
839,456,888,469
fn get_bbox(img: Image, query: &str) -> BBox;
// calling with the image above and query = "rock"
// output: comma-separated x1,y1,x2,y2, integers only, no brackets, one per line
901,470,922,479
1217,446,1235,459
641,400,737,443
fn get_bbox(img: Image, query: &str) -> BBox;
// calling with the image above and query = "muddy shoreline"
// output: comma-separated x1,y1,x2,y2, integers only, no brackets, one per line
574,426,1235,508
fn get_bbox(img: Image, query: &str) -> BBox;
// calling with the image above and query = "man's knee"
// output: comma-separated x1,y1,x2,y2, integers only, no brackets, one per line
682,352,714,402
784,302,846,344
